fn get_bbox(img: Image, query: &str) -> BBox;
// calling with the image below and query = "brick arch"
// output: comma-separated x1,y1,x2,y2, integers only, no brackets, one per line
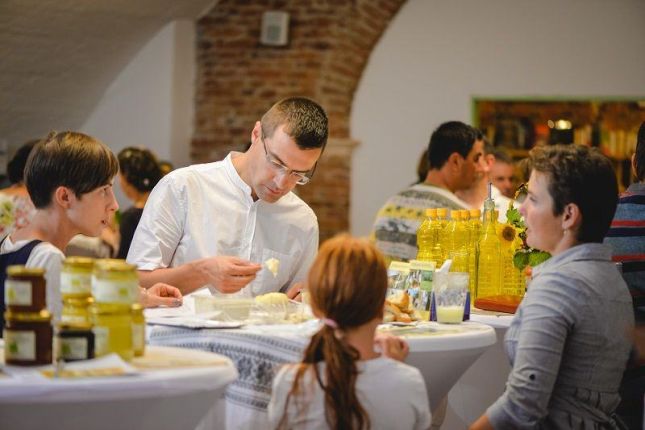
192,0,407,242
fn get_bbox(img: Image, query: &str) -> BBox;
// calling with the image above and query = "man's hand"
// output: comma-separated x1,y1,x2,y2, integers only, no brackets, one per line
141,283,183,308
195,256,262,294
374,333,409,362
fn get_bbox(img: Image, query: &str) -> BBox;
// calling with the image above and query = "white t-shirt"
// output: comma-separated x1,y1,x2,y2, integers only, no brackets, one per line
127,153,319,297
1,237,65,320
488,185,514,223
268,356,431,430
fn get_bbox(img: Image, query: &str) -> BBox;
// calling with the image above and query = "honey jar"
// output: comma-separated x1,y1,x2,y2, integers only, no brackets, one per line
4,266,46,313
90,305,133,361
60,257,94,299
91,259,139,312
57,323,95,362
3,310,53,366
61,296,93,326
131,304,145,357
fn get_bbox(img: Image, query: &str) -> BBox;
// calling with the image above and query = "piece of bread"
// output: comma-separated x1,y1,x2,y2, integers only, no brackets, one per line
389,291,410,310
255,292,289,305
265,258,280,277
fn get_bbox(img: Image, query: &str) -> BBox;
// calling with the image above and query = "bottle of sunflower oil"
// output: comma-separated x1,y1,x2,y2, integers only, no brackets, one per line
468,209,481,296
499,223,526,297
429,211,444,267
475,184,502,299
433,208,449,265
416,208,436,262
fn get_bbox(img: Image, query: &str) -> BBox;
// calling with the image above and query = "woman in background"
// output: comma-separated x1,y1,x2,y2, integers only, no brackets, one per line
471,145,634,429
268,234,431,430
116,147,163,259
0,139,38,238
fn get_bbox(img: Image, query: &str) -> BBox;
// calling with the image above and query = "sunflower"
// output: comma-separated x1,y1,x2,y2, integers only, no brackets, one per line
496,223,518,247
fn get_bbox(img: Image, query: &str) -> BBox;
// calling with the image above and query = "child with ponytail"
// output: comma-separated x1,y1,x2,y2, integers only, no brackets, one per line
268,234,431,430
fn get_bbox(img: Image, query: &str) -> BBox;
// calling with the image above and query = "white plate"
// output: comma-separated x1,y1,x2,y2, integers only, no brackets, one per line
146,316,242,329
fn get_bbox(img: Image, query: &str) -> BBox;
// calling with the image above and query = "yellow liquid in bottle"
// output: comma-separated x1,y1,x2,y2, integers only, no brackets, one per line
476,209,502,299
416,208,436,261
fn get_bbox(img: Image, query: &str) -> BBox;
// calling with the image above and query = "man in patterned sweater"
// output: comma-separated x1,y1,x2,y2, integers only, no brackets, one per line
371,121,484,262
604,121,645,430
605,121,645,317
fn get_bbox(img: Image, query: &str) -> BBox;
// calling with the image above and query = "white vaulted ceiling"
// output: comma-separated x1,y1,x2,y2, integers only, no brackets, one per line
0,0,215,146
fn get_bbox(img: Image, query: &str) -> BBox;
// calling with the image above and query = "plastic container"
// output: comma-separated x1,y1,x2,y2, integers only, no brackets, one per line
193,295,254,321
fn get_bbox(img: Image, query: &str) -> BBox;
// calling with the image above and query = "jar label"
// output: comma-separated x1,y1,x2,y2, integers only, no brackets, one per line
61,314,89,325
4,280,32,306
132,323,145,352
92,277,138,304
59,337,89,360
93,326,109,357
61,272,92,295
4,329,36,360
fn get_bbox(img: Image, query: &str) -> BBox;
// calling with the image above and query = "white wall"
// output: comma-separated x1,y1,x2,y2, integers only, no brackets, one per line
350,0,645,236
82,20,195,207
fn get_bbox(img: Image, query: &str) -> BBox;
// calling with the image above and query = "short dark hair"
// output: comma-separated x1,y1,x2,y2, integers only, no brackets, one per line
529,144,618,243
491,147,513,165
118,147,163,193
25,131,119,208
7,139,39,184
636,121,645,181
261,97,328,150
427,121,478,169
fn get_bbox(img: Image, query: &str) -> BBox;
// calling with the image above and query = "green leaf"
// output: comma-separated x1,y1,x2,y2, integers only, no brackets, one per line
506,205,525,229
528,251,551,267
513,251,529,270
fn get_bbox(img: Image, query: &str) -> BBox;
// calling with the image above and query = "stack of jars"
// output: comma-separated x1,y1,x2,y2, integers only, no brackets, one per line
3,266,53,365
90,259,144,361
59,257,96,361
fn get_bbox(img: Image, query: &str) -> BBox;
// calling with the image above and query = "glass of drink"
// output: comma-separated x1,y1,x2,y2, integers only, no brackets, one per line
435,272,469,324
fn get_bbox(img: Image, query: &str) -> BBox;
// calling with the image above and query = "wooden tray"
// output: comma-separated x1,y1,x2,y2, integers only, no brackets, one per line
474,295,523,314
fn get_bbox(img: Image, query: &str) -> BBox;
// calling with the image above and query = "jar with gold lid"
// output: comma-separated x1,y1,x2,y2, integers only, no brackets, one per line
131,304,145,357
57,323,95,362
90,304,133,361
61,257,94,299
4,265,46,313
61,296,94,326
3,309,53,366
91,259,139,312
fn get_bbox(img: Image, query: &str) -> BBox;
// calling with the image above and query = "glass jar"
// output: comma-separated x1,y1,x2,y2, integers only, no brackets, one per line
91,259,139,312
3,310,53,366
61,296,93,326
57,323,95,362
131,304,145,357
4,265,46,313
60,257,94,299
90,305,133,361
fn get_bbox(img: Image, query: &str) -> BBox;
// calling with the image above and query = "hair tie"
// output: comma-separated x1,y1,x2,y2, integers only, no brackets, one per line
321,317,338,329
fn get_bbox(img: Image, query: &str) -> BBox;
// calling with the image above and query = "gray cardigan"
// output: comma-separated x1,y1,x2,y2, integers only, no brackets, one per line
487,243,634,429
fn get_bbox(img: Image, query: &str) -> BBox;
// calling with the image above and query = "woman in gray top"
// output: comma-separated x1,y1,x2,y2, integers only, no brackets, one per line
471,145,634,430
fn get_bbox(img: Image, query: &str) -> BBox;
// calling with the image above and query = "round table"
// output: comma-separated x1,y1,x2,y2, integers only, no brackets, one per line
148,319,496,430
0,344,238,430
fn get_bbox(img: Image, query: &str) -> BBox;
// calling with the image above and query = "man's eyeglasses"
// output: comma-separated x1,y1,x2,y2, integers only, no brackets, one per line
261,134,316,185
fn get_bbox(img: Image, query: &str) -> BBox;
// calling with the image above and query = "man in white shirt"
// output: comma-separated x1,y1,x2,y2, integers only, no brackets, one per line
128,97,328,297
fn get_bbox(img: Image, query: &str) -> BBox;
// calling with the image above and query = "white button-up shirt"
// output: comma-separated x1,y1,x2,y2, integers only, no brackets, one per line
127,153,319,297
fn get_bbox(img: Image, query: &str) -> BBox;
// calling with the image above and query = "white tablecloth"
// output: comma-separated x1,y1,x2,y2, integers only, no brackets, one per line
443,311,514,428
0,345,238,430
148,320,496,430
